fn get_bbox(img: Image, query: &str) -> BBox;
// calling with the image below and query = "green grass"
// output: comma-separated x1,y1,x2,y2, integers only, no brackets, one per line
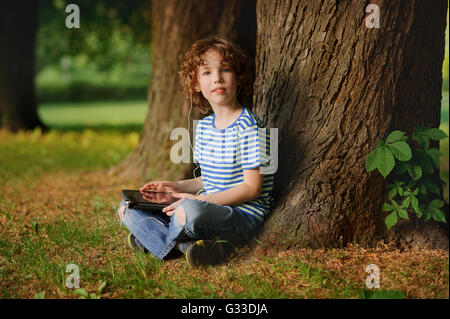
38,100,148,131
0,128,139,184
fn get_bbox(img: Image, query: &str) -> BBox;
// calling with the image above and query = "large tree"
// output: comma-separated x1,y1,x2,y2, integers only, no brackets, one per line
112,0,257,180
0,2,44,130
253,0,448,250
117,0,448,250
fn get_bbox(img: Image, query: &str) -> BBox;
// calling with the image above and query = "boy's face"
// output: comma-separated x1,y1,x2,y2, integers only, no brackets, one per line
195,49,239,109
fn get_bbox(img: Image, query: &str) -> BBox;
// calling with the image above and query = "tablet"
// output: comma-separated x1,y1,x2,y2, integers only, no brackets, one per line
121,189,178,210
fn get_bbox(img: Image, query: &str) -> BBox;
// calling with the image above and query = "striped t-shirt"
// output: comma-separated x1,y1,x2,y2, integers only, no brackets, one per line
193,106,274,221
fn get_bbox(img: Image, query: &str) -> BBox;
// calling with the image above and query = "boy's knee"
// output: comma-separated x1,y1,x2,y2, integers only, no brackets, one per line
117,205,125,221
174,205,186,226
180,198,210,226
117,201,127,221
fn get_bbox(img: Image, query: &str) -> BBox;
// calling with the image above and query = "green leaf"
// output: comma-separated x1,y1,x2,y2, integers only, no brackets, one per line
74,288,90,299
423,179,441,195
401,196,411,209
390,199,400,209
412,131,429,149
392,181,405,196
424,210,432,222
397,185,404,196
385,211,398,230
414,150,434,174
386,130,406,144
430,208,446,223
419,183,428,196
429,199,444,209
377,145,396,178
388,188,397,200
381,203,395,212
426,148,443,169
365,147,380,172
393,160,409,176
387,141,412,161
407,164,422,181
411,196,420,213
397,208,409,219
421,128,448,141
97,280,107,294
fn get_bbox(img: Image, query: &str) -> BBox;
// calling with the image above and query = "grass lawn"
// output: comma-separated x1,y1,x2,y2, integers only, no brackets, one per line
38,100,148,132
0,99,448,299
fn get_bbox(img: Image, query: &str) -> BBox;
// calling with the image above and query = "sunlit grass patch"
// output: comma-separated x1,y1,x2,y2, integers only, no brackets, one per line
38,100,147,129
0,128,139,184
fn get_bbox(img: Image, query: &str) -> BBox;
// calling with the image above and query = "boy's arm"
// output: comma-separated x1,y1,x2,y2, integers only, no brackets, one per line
175,176,203,194
197,168,262,205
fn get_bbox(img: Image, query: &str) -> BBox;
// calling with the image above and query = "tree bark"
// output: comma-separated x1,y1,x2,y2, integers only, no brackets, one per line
111,0,256,182
0,2,45,131
253,0,448,250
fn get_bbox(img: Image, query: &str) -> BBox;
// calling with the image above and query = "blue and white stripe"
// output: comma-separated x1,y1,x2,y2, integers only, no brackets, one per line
194,106,274,220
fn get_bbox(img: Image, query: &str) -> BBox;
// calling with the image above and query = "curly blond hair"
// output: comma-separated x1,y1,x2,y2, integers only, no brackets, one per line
179,38,253,114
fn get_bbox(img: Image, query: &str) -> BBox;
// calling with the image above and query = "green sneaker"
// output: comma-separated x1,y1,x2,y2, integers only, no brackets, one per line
185,239,233,268
127,232,148,253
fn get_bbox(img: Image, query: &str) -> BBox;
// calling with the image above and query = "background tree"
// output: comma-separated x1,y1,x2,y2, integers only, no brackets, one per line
0,0,151,130
112,0,257,180
252,0,448,250
0,2,44,130
36,0,151,103
36,0,150,74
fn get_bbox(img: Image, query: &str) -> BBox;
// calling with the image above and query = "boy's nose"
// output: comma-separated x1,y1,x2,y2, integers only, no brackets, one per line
213,71,223,83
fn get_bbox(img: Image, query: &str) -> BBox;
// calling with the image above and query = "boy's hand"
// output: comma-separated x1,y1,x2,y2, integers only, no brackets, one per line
162,193,197,216
140,181,178,194
142,191,174,204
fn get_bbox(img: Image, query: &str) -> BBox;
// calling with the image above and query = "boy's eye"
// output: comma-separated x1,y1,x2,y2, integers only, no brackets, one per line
202,71,210,76
222,69,230,72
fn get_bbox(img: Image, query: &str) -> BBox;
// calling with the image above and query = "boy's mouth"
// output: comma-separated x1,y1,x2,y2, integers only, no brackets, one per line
212,87,226,94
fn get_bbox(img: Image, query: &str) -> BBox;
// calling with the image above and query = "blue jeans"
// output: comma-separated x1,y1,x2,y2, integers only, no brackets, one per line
117,198,263,259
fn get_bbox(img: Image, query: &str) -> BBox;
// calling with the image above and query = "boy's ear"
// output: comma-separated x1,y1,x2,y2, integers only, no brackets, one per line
236,75,241,86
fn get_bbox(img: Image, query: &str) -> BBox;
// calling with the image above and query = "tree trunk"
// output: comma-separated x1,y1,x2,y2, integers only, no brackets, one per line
111,0,256,182
253,0,448,250
0,2,45,131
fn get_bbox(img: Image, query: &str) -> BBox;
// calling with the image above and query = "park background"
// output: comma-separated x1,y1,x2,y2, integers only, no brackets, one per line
0,1,448,299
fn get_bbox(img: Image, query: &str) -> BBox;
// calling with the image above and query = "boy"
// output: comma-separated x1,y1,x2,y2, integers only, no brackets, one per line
117,38,274,267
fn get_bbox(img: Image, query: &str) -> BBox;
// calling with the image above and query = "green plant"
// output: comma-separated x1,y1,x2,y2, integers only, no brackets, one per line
73,280,107,299
366,126,448,230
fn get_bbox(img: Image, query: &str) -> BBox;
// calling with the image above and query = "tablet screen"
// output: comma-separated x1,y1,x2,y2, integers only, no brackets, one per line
122,189,178,205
